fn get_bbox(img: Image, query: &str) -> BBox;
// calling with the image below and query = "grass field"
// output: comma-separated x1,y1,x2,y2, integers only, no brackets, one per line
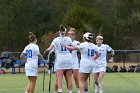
0,72,140,93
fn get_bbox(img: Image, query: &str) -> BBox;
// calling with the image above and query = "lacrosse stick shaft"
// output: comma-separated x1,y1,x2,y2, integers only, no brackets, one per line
89,74,90,85
43,66,45,91
49,68,52,93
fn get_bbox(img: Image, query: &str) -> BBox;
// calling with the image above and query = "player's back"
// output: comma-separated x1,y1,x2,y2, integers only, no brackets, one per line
23,43,39,68
78,42,97,72
51,36,73,69
79,42,97,61
52,36,72,55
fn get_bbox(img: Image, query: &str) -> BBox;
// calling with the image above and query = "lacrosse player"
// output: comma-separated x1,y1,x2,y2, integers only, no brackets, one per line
67,27,80,93
62,32,99,93
20,32,46,93
45,25,73,93
92,35,114,93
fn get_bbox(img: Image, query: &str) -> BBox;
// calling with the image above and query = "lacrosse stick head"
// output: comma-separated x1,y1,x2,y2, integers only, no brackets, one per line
48,51,55,69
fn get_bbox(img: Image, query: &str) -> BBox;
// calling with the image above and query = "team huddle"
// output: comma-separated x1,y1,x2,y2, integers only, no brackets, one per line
20,25,114,93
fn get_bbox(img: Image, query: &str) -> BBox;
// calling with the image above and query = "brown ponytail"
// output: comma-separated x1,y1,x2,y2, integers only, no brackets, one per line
28,32,36,42
59,25,66,32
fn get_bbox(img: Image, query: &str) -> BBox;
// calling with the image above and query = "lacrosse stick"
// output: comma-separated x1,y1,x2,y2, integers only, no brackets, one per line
42,61,46,92
89,74,90,85
48,51,55,93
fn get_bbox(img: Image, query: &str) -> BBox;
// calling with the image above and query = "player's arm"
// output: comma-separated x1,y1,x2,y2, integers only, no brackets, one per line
44,45,54,55
109,49,115,62
20,48,27,59
35,49,46,62
110,49,115,57
61,43,78,51
20,52,26,59
46,45,54,52
94,51,99,61
106,44,115,62
38,53,46,62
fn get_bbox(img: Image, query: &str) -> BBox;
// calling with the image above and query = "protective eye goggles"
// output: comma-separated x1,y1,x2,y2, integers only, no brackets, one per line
68,33,75,36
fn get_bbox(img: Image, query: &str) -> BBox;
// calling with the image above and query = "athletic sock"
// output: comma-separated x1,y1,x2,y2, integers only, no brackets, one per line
99,90,103,93
77,89,80,93
25,92,28,93
53,91,57,93
58,89,62,93
95,85,99,93
67,90,72,93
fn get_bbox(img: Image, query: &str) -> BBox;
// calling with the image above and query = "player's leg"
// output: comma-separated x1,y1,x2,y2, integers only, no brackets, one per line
53,81,58,93
53,73,58,93
25,78,30,93
25,67,37,93
63,70,69,91
25,68,30,93
56,70,64,93
65,69,73,93
93,73,99,93
28,76,37,93
73,69,80,93
84,80,88,93
79,73,89,93
98,71,105,93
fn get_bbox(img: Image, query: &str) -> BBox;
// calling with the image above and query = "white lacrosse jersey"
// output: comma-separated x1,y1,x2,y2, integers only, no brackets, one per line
71,40,80,69
22,43,39,68
51,36,73,69
95,44,112,66
77,42,97,73
71,40,80,58
51,37,72,54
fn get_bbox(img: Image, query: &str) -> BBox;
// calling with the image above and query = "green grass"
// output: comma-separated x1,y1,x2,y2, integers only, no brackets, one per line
0,72,140,93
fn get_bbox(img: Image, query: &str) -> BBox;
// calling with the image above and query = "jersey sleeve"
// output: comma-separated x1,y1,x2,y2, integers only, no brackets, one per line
67,37,73,46
34,45,40,55
51,38,57,46
73,41,80,48
94,45,98,52
106,44,112,52
77,43,84,51
22,46,27,54
77,41,80,45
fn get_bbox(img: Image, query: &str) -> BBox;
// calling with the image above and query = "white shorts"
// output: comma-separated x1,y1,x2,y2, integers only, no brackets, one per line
79,60,94,73
53,63,57,72
55,54,73,70
25,67,38,76
92,65,106,73
72,58,79,69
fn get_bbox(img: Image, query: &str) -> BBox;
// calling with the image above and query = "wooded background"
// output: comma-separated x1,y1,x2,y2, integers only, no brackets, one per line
0,0,140,52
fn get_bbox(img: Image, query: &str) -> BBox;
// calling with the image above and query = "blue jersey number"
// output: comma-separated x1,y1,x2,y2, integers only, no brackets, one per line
88,49,94,56
61,45,67,51
26,49,32,58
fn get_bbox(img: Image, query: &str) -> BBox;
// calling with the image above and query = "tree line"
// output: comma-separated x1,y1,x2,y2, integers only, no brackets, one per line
0,0,140,52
